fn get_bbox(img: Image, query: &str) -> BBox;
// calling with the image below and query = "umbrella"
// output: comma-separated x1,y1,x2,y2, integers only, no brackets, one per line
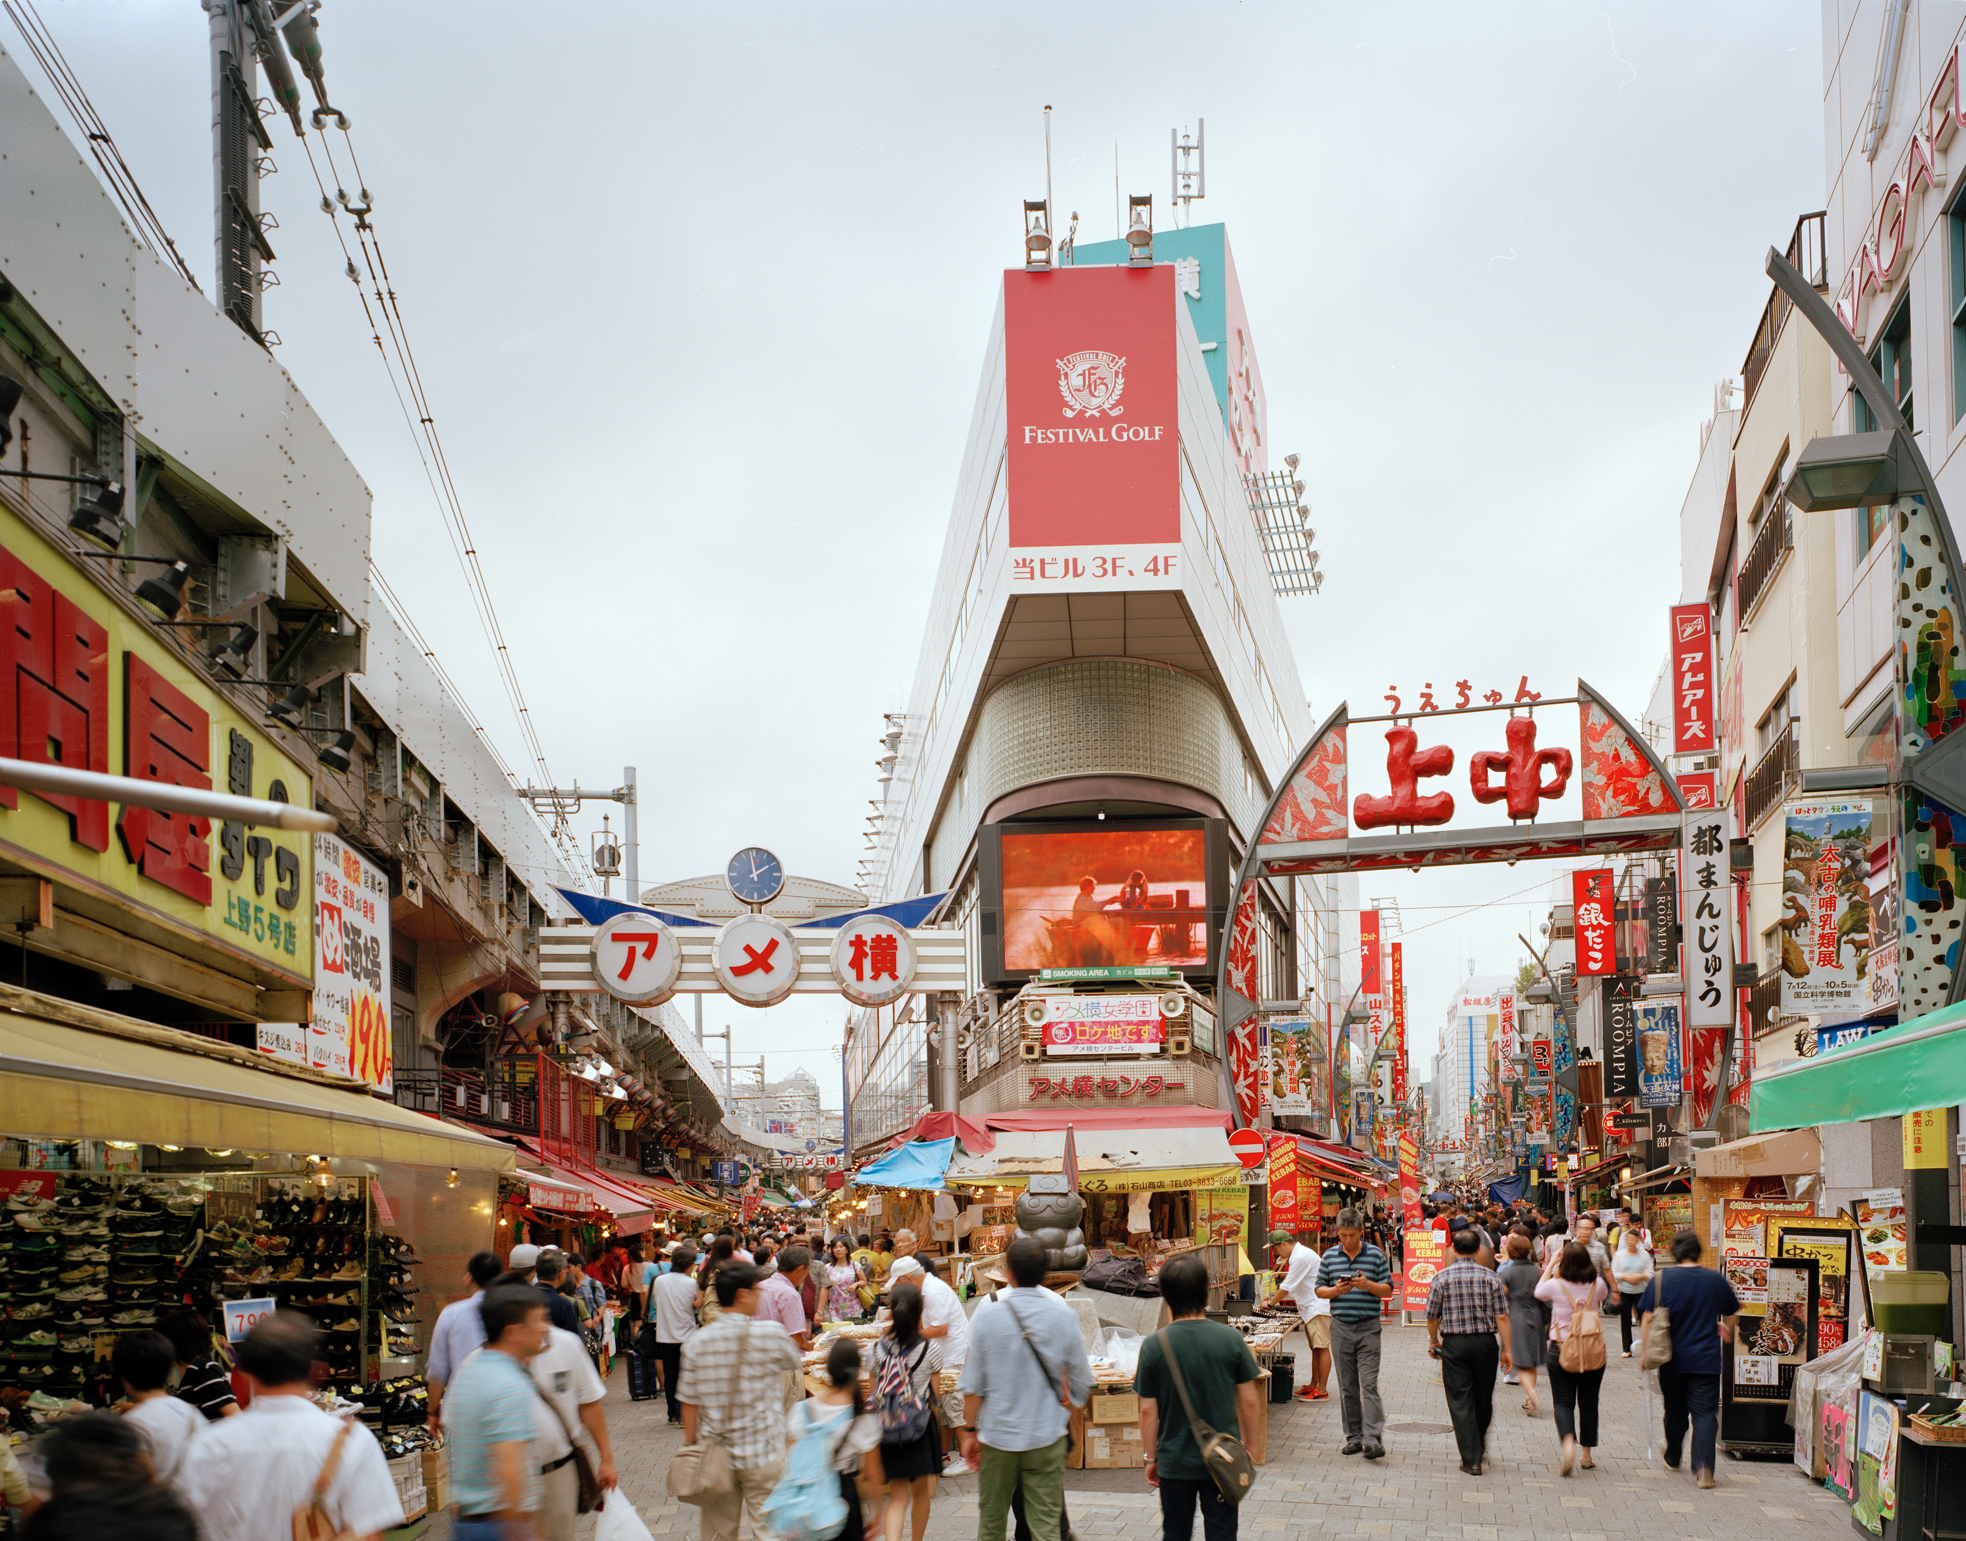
1427,1190,1457,1205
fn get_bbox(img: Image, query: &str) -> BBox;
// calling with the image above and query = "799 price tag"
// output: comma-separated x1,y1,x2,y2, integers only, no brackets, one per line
590,911,683,1006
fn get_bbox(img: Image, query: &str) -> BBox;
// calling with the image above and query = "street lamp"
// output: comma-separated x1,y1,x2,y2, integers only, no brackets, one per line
1782,429,1914,511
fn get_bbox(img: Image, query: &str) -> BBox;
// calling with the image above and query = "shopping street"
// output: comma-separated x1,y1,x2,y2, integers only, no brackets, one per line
587,1323,1853,1541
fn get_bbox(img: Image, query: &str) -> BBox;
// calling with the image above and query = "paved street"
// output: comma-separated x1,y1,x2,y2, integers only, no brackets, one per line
580,1323,1854,1541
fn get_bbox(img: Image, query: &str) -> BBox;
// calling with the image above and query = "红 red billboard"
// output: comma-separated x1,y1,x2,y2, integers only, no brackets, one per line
1003,264,1179,584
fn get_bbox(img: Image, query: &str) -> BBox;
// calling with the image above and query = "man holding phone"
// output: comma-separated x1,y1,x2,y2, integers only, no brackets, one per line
1315,1208,1394,1460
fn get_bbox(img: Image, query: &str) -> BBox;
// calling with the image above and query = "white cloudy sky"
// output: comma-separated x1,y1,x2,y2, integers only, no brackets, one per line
13,2,1825,1103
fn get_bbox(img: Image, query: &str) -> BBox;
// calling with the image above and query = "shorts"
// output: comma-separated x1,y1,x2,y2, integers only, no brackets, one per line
1307,1315,1331,1350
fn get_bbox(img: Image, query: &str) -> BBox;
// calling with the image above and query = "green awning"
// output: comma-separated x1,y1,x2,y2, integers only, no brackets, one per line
1750,1000,1966,1132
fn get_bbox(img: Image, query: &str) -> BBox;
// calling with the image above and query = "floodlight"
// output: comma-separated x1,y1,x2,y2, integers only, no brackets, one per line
67,483,128,549
209,625,258,679
315,729,354,773
134,560,193,619
267,683,314,728
1126,195,1154,263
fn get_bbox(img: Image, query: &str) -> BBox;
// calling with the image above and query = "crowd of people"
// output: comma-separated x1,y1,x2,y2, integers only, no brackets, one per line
4,1200,1748,1541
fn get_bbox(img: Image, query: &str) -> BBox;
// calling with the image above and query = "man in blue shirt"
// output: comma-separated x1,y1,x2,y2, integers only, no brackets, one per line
445,1283,551,1541
1316,1207,1394,1460
959,1238,1093,1541
1637,1232,1740,1488
427,1251,501,1434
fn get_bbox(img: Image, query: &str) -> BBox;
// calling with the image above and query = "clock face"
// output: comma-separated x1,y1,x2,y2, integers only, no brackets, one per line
726,846,785,905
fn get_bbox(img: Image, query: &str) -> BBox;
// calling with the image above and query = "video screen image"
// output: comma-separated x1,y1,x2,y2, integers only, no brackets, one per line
1000,827,1209,971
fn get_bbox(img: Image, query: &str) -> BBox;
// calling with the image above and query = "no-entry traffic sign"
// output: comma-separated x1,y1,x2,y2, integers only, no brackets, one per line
1229,1128,1267,1168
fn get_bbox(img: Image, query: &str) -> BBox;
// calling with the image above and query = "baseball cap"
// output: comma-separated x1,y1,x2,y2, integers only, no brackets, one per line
888,1255,925,1280
508,1243,541,1270
1269,1229,1294,1248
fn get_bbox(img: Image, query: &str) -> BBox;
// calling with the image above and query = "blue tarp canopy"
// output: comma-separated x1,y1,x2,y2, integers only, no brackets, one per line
854,1137,957,1192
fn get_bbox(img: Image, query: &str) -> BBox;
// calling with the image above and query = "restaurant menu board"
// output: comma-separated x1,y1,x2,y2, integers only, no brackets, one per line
1725,1256,1816,1408
1775,1220,1858,1353
1856,1191,1907,1273
1721,1199,1815,1260
1648,1195,1691,1258
1402,1229,1447,1312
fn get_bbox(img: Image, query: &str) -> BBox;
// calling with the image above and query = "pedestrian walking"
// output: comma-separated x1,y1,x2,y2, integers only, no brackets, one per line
1637,1232,1740,1490
869,1282,946,1541
1315,1207,1394,1459
532,1249,585,1336
787,1338,881,1541
517,1280,621,1541
1424,1227,1513,1476
651,1242,702,1425
1568,1216,1614,1298
957,1237,1093,1541
567,1253,608,1347
26,1413,197,1541
1135,1254,1261,1541
428,1250,501,1432
1269,1230,1329,1401
676,1260,804,1541
177,1312,403,1541
1611,1229,1654,1358
759,1244,815,1352
439,1283,552,1540
887,1254,971,1475
1495,1235,1544,1416
1535,1243,1609,1475
824,1236,866,1324
698,1235,738,1326
113,1332,203,1496
154,1311,238,1423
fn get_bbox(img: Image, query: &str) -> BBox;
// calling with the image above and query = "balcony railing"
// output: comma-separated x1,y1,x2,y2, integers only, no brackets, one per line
392,1058,542,1135
1737,501,1793,621
1742,212,1827,414
1748,965,1804,1040
1744,721,1800,830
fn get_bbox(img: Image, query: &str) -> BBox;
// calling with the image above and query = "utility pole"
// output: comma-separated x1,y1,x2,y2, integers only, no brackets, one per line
205,0,268,340
520,770,638,896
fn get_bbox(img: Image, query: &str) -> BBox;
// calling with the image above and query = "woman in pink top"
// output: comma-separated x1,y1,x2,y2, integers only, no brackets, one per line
1534,1243,1609,1476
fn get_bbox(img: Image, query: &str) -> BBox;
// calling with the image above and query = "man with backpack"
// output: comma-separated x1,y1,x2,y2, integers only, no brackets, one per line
957,1238,1092,1541
1135,1254,1260,1541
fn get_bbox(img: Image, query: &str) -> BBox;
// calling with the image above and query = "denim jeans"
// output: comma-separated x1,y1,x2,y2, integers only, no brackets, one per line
1660,1370,1721,1473
1158,1476,1237,1541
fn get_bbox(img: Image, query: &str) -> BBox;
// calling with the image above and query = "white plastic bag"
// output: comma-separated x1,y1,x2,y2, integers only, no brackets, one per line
1094,1325,1143,1378
595,1492,657,1541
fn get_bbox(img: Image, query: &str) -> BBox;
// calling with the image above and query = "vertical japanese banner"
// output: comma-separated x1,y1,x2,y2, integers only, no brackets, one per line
1681,811,1735,1029
1671,603,1715,754
1778,798,1876,1014
1266,1133,1301,1233
1388,942,1407,1109
1397,1131,1421,1227
1359,909,1381,994
1572,869,1615,975
1602,978,1638,1098
1496,988,1518,1084
309,832,393,1092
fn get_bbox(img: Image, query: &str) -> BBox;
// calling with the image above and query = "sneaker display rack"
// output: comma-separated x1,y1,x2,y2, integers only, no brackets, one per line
0,1172,426,1407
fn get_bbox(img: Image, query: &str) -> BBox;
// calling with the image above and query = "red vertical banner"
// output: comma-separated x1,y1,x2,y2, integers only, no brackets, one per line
1671,604,1715,754
1572,869,1615,976
1359,909,1381,994
1267,1133,1301,1233
1388,942,1407,1108
1397,1131,1421,1228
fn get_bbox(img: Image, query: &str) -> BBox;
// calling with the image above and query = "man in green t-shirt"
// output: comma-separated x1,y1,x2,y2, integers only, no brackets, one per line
1135,1253,1260,1538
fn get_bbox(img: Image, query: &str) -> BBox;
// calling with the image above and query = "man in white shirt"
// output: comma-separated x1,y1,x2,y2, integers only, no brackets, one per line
523,1316,618,1541
650,1242,702,1425
427,1250,501,1432
114,1330,203,1494
179,1313,403,1541
1271,1230,1331,1402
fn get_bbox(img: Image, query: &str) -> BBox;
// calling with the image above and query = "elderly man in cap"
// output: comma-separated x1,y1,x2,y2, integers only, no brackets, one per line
1270,1228,1331,1401
508,1243,581,1336
888,1253,973,1476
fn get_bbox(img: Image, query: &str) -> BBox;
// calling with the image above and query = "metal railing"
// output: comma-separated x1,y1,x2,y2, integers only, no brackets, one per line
1742,212,1828,414
1744,721,1800,829
1737,500,1793,620
1748,965,1803,1039
392,1058,542,1135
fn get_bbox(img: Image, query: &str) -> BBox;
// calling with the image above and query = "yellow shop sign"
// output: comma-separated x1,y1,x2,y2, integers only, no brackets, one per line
0,503,312,986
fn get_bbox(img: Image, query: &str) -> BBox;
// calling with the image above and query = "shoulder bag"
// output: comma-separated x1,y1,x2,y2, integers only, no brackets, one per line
1557,1284,1607,1373
1152,1326,1256,1506
1003,1297,1076,1456
668,1318,750,1506
292,1420,358,1541
1639,1268,1674,1371
528,1374,604,1513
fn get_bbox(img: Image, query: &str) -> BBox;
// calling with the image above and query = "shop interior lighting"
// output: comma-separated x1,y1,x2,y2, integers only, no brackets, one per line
1023,200,1053,270
207,1149,234,1157
1783,429,1909,512
134,560,194,619
106,1141,137,1150
267,684,314,729
447,1167,459,1187
1126,194,1154,263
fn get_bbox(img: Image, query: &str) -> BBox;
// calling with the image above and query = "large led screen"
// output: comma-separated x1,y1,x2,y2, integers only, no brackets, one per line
997,825,1213,974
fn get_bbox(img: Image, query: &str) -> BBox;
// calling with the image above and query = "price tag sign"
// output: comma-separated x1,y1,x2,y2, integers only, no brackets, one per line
223,1297,278,1343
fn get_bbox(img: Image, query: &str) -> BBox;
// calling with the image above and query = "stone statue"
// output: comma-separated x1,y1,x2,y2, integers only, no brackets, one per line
1013,1174,1088,1273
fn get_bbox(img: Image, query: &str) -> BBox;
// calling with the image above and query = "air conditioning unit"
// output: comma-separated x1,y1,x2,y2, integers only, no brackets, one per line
1019,1040,1042,1061
1167,1034,1191,1057
1159,994,1187,1019
1023,999,1048,1027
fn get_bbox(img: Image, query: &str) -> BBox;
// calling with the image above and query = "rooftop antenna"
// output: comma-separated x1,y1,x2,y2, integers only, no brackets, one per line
1115,142,1121,240
1172,119,1205,229
1043,106,1054,249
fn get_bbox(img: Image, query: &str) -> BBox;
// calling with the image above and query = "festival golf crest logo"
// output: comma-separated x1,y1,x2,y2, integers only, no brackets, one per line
1056,350,1126,417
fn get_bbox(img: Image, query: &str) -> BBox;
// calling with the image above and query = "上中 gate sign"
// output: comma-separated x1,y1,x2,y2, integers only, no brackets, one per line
591,910,682,1006
829,914,917,1008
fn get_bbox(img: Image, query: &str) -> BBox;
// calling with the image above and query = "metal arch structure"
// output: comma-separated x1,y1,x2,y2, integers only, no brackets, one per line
1214,679,1687,1131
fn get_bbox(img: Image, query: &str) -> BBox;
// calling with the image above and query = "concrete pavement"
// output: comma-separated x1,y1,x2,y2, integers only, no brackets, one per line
576,1322,1853,1540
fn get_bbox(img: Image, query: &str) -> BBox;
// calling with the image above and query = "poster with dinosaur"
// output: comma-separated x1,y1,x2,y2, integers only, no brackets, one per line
1780,799,1876,1014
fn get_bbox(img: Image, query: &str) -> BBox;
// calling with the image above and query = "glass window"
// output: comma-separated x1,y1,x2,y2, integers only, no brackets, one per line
1856,300,1912,432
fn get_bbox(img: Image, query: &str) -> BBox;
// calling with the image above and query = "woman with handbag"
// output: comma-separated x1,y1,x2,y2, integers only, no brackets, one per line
1533,1243,1608,1477
868,1283,945,1541
1610,1230,1655,1358
824,1237,867,1325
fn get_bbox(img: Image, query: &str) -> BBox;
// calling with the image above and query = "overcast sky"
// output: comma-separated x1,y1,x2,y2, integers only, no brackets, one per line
15,2,1825,1105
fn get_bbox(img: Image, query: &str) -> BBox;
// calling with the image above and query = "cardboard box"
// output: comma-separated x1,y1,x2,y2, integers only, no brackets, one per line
1065,1405,1085,1469
421,1446,449,1514
1081,1426,1144,1469
1246,1371,1269,1465
1090,1391,1139,1425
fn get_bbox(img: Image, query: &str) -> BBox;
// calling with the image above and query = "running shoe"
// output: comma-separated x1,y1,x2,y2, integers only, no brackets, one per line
10,1302,53,1320
16,1331,55,1348
11,1214,60,1233
54,1336,89,1353
64,1247,109,1263
52,1287,105,1303
328,1261,363,1280
109,1309,156,1326
55,1267,104,1284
